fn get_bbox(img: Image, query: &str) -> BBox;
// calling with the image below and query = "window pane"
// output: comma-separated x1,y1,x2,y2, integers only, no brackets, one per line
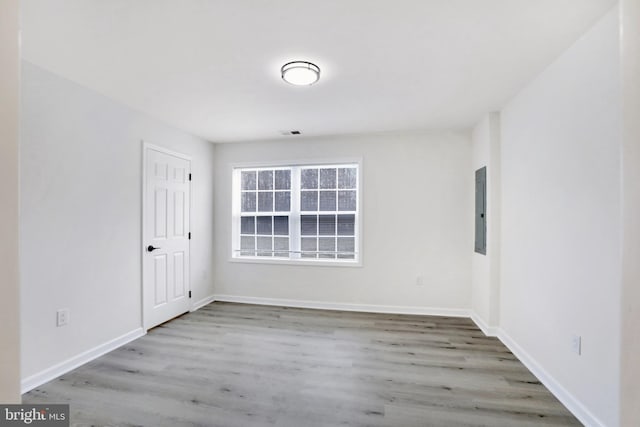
338,168,357,189
258,170,273,190
258,192,273,212
338,191,357,211
337,237,355,254
275,191,290,211
257,236,272,256
301,237,317,259
273,216,289,235
275,170,291,190
319,215,336,235
301,191,318,211
241,192,256,212
319,237,336,252
241,236,255,250
301,215,317,236
319,237,336,259
319,190,337,211
241,216,255,234
274,237,289,257
320,168,337,189
241,171,257,190
301,237,317,252
337,214,355,236
301,168,318,189
241,236,255,256
274,237,289,251
256,216,272,235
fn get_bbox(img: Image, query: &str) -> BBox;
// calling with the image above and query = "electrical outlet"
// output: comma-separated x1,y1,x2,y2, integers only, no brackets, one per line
56,309,69,327
571,335,581,355
416,276,425,286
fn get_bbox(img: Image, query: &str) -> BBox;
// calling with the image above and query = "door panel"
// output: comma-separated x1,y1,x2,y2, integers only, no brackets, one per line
173,252,185,298
154,254,168,306
173,191,185,237
155,188,168,238
144,145,191,329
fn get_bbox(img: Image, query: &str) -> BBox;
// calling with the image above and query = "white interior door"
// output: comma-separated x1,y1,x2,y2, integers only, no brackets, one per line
143,144,191,329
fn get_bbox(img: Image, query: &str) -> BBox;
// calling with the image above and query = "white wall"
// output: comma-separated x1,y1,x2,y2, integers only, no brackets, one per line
0,0,21,404
213,131,472,312
499,8,620,426
471,112,501,331
20,62,216,381
620,0,640,424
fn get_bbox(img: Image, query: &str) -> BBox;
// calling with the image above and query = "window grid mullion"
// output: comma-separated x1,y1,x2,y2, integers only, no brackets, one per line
290,166,301,259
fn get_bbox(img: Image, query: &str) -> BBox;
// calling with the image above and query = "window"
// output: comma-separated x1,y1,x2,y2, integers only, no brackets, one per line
232,163,360,264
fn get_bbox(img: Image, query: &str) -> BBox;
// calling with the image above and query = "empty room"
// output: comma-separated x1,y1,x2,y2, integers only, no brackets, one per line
1,1,639,426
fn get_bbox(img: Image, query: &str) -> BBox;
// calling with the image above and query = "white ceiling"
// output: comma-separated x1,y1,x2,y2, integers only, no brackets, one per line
21,0,616,143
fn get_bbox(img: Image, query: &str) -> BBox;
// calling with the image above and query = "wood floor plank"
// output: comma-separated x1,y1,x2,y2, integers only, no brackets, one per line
23,302,581,426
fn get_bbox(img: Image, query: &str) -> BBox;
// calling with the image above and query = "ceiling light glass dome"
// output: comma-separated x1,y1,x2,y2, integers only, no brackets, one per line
281,61,320,86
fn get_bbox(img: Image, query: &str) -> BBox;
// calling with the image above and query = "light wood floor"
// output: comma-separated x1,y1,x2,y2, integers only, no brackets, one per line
24,302,581,426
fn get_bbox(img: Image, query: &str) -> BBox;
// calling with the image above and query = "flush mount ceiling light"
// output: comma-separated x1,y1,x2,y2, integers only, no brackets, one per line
281,61,320,86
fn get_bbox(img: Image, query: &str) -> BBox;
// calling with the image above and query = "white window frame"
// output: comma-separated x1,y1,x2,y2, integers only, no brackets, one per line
230,158,363,267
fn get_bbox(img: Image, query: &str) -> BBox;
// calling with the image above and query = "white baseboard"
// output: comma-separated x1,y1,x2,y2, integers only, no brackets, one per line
496,328,605,427
21,328,145,394
191,294,215,311
212,294,471,317
470,311,499,337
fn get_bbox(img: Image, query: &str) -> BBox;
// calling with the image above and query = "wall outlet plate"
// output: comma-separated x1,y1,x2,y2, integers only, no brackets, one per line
571,335,582,355
56,308,69,327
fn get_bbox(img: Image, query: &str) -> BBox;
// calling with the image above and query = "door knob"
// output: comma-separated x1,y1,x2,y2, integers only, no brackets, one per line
147,245,161,252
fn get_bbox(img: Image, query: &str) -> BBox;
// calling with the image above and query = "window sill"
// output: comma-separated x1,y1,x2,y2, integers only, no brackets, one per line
228,256,362,268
